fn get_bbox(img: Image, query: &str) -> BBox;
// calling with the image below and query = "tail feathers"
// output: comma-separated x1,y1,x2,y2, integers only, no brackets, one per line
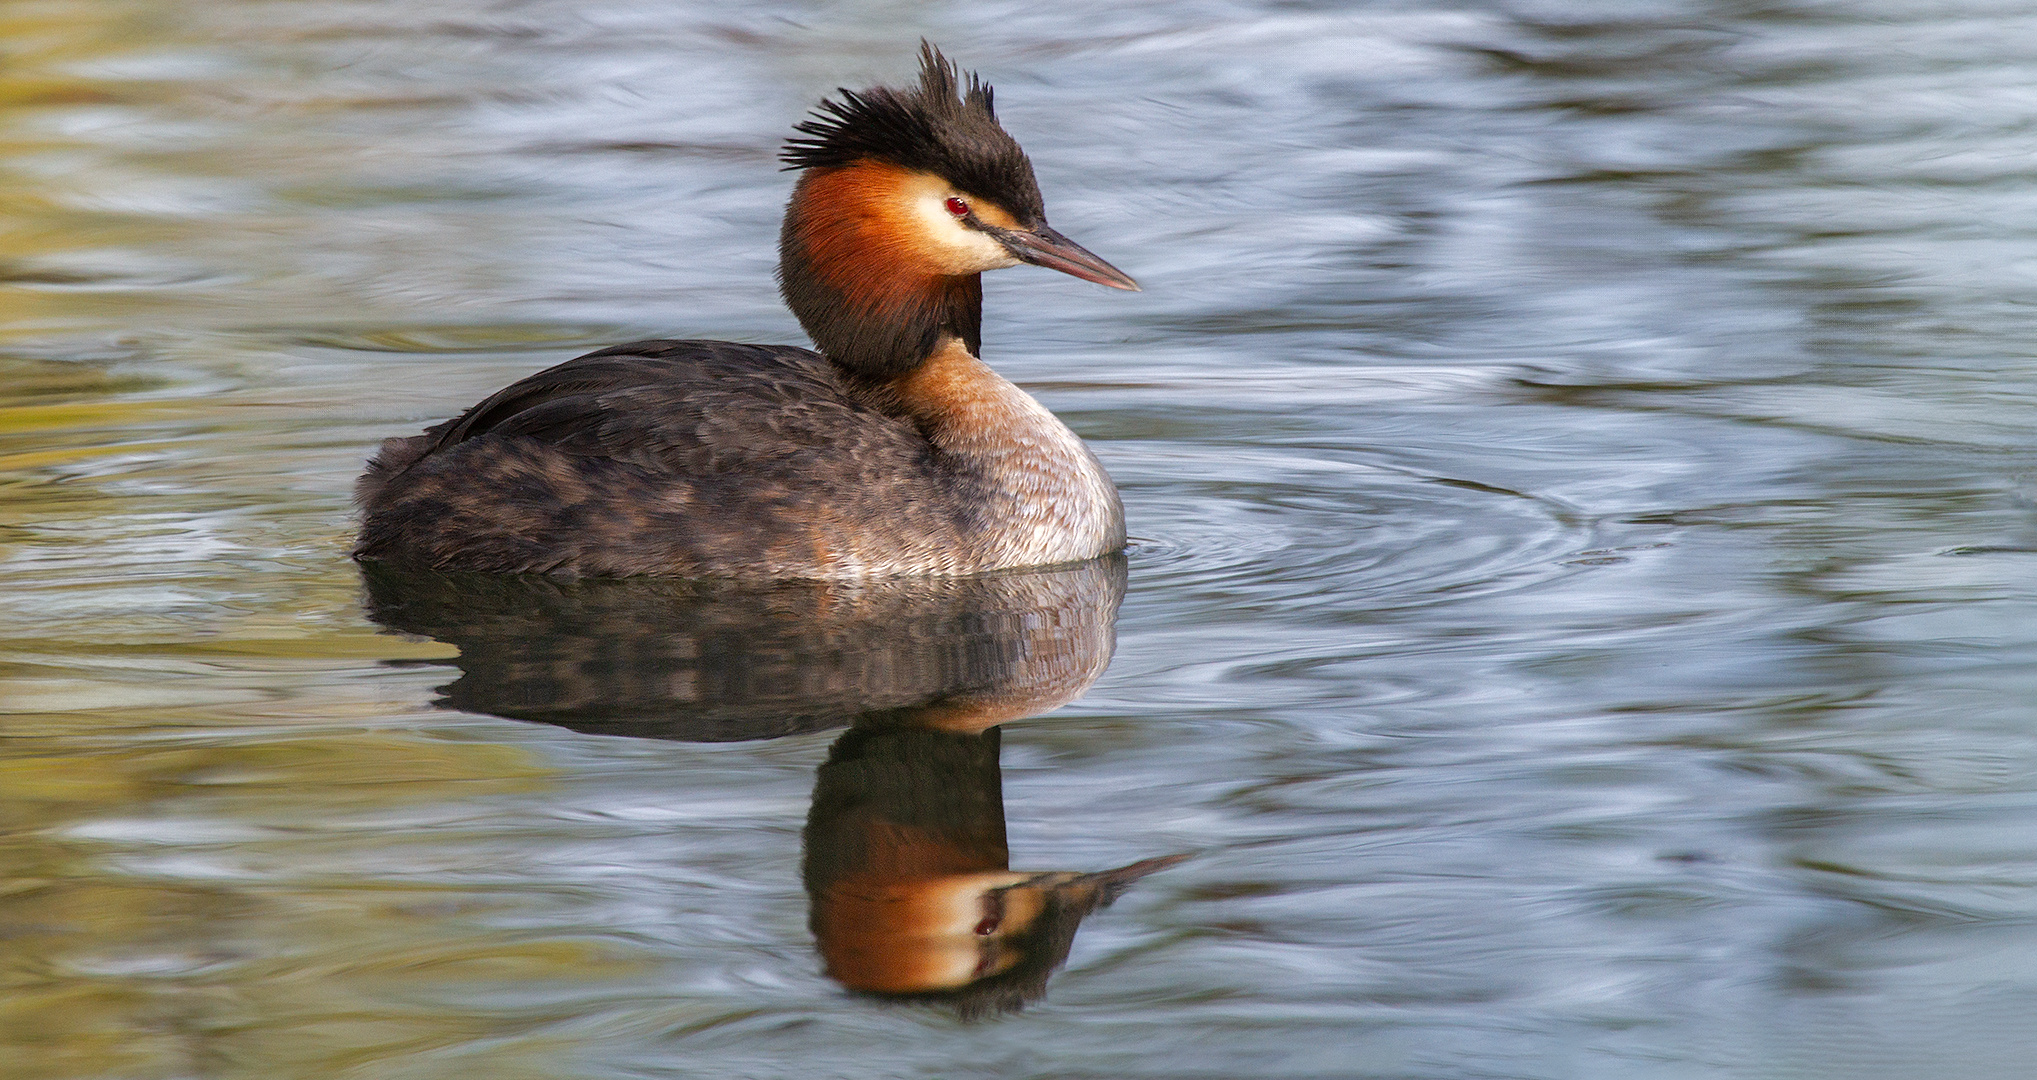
352,432,437,510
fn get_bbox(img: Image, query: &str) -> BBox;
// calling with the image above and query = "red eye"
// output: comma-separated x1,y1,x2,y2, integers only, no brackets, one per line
945,197,970,218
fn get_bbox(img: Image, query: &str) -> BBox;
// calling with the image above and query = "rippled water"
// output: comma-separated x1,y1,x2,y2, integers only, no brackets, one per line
6,1,2037,1076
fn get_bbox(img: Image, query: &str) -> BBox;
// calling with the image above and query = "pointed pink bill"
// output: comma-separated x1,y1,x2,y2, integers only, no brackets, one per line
999,224,1141,291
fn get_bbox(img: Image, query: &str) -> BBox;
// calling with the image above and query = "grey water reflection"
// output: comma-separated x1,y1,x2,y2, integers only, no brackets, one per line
365,556,1180,1013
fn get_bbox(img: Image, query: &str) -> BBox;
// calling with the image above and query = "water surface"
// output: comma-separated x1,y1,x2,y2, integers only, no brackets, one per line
5,1,2037,1077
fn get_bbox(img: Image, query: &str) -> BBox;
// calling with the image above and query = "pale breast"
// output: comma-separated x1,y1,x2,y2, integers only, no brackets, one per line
889,341,1126,570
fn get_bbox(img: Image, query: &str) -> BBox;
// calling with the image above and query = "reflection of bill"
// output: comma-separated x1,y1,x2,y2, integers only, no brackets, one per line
805,722,1186,1018
362,552,1183,1016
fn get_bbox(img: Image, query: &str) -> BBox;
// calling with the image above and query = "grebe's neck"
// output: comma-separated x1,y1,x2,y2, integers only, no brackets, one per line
778,164,982,379
776,160,1124,568
889,338,1125,567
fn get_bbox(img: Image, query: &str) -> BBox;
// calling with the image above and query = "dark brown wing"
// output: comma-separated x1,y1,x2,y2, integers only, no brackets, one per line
417,340,900,471
354,339,963,576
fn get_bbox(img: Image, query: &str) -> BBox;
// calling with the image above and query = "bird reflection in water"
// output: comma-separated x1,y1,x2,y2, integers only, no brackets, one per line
805,717,1183,1016
361,554,1184,1016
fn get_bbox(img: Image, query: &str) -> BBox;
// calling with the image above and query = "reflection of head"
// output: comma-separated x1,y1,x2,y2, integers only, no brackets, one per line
816,866,1178,1020
803,720,1184,1018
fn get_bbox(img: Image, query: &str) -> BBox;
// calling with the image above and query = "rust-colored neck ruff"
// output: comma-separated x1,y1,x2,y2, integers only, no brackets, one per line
779,161,982,378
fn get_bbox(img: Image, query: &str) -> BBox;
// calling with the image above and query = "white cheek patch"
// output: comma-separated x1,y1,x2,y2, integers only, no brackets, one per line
907,190,1022,274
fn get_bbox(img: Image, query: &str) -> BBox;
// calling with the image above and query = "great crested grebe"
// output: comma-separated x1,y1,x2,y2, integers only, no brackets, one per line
353,45,1139,579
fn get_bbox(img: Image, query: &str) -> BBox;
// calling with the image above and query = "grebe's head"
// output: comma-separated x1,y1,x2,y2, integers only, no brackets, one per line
778,43,1137,377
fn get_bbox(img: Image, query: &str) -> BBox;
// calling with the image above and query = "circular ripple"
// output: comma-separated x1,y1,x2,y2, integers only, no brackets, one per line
1119,443,1598,612
1091,441,1613,716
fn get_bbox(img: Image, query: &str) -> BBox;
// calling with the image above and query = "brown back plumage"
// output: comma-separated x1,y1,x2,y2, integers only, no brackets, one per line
353,340,974,577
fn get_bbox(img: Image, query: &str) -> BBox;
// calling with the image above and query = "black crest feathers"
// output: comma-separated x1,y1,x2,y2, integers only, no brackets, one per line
781,42,1044,222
